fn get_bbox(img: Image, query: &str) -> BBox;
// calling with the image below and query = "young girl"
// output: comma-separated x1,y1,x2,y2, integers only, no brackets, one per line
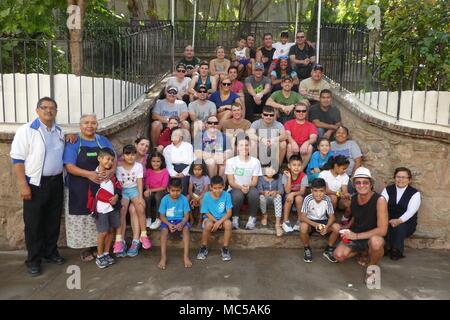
144,151,169,230
307,137,332,183
257,165,284,236
113,145,151,258
188,161,210,228
319,155,352,226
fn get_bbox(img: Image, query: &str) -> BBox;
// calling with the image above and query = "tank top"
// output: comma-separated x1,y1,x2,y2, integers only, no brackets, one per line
234,47,248,60
260,47,276,71
194,76,212,91
213,59,227,73
350,192,381,233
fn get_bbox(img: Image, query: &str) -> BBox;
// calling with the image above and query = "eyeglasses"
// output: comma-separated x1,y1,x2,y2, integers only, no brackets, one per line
296,35,305,39
354,180,371,186
39,106,57,112
263,113,275,117
295,109,307,113
395,176,410,180
198,90,208,94
222,82,232,86
207,121,219,125
177,69,186,73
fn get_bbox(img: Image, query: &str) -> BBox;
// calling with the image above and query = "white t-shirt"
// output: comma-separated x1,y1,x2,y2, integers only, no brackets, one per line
116,162,144,189
301,194,334,221
318,170,349,193
96,168,115,214
166,76,191,97
225,156,262,187
272,42,295,59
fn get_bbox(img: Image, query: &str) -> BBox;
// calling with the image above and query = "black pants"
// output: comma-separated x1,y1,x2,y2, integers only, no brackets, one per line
386,219,416,254
145,191,165,220
244,93,269,121
23,175,64,267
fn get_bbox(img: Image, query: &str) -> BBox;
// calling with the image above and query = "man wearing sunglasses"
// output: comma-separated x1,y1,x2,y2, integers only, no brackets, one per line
289,31,316,81
166,63,191,105
333,167,388,286
299,64,331,105
284,102,318,171
188,84,217,137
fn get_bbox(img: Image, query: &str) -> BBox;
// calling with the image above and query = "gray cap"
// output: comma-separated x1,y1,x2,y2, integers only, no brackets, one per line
254,62,264,70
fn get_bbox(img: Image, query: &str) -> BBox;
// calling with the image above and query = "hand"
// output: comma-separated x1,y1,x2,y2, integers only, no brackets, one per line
313,168,321,174
212,221,221,232
300,142,309,155
283,170,291,179
20,184,32,201
168,223,177,233
389,219,402,228
291,142,300,153
262,57,268,63
144,189,151,198
176,222,184,232
282,106,291,115
269,191,277,197
241,185,250,194
109,194,119,205
304,58,311,65
342,193,351,200
87,171,102,184
341,229,357,240
65,134,78,144
177,173,185,178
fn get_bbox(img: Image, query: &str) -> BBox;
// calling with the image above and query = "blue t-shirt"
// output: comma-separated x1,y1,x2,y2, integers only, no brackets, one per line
209,91,240,108
63,134,114,165
159,194,190,220
306,151,332,175
201,191,233,220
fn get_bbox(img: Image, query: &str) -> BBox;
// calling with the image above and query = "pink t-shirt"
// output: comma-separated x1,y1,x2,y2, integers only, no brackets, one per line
144,168,169,190
284,120,318,146
231,80,244,94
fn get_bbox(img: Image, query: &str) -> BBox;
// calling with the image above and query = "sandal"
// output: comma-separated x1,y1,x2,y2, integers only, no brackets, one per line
80,249,96,262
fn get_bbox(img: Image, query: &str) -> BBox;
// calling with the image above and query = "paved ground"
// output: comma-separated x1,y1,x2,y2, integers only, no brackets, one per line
0,248,449,300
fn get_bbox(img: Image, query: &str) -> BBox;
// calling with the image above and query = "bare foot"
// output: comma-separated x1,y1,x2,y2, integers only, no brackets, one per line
261,214,268,226
158,257,167,270
357,254,369,267
184,257,192,268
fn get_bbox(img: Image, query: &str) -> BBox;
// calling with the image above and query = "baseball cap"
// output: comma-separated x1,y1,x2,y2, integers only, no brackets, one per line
281,74,293,82
254,62,264,70
176,63,186,70
166,86,178,95
352,167,374,184
197,84,208,91
313,64,324,72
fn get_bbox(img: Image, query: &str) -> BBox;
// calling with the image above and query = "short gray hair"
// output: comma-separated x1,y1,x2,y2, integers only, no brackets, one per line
80,113,97,122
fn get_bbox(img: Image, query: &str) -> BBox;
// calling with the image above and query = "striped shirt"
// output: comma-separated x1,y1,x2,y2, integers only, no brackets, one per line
301,194,334,221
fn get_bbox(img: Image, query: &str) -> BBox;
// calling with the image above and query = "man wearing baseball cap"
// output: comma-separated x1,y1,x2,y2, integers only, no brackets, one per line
333,167,388,285
299,64,331,105
244,62,272,121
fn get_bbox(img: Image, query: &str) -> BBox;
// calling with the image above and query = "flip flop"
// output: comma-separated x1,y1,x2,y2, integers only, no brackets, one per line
80,249,95,262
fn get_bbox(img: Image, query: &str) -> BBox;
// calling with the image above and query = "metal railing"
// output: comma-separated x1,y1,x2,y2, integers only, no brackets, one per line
0,23,173,124
319,24,449,126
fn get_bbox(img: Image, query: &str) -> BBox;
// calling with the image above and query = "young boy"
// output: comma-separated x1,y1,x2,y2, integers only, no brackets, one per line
231,35,251,78
158,178,192,269
300,178,340,263
269,31,295,75
87,148,122,269
197,176,233,261
282,155,309,234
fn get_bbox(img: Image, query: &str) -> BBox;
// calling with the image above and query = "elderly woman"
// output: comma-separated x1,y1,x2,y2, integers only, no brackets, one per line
330,126,363,178
63,114,115,262
381,167,421,260
194,115,232,180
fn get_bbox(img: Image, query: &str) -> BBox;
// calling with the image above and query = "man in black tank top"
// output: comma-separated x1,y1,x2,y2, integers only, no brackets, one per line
256,33,276,76
333,168,388,284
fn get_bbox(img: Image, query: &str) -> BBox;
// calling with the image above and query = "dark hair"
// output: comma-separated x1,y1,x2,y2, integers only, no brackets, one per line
288,154,302,163
274,58,295,79
146,151,166,169
296,30,305,35
122,144,136,154
261,164,280,180
280,31,289,38
394,167,412,179
98,147,115,159
320,89,332,97
37,96,57,109
336,125,349,136
168,177,182,189
210,175,224,186
322,155,350,171
134,137,150,145
199,60,209,68
317,137,330,146
262,105,275,114
228,66,239,73
311,178,326,189
238,34,246,41
168,116,180,123
247,34,255,40
189,160,208,176
234,135,250,147
263,32,272,39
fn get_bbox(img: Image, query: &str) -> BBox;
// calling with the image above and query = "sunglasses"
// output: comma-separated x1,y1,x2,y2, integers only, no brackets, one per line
198,90,208,93
167,92,177,96
263,113,275,117
177,69,186,73
207,121,219,125
354,180,371,186
296,35,305,39
295,109,307,113
222,82,232,86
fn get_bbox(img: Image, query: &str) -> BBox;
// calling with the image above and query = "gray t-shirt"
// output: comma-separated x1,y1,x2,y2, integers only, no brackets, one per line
250,119,284,139
308,103,341,125
244,76,271,94
190,175,211,196
152,99,188,118
330,140,363,176
188,100,217,121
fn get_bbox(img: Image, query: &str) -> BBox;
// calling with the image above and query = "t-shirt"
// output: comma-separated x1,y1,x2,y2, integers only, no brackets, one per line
188,100,217,121
178,57,201,71
244,76,271,94
272,42,295,59
190,175,210,196
194,130,229,154
152,99,188,119
284,119,318,145
308,103,342,125
201,191,233,220
231,80,244,94
166,76,191,97
282,172,309,192
225,156,262,187
288,43,315,79
159,194,190,220
209,91,240,108
306,151,332,175
116,162,144,189
301,194,334,221
271,70,298,80
299,78,331,98
63,134,114,165
330,140,363,176
221,119,252,132
144,168,169,190
319,170,349,193
250,119,284,139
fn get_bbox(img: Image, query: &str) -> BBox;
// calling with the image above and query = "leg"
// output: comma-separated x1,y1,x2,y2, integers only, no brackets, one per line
128,203,140,240
131,197,146,234
223,220,232,247
283,194,294,223
182,226,192,268
367,236,385,265
274,194,283,236
294,195,304,222
158,228,169,269
104,229,114,253
300,222,312,247
333,243,357,262
278,141,287,166
230,189,245,217
259,194,267,217
299,144,313,172
244,93,256,121
151,121,162,147
205,157,218,178
328,223,341,247
388,221,416,256
329,194,338,210
286,143,297,161
41,178,64,259
247,188,260,217
23,185,45,268
201,220,213,247
97,232,107,257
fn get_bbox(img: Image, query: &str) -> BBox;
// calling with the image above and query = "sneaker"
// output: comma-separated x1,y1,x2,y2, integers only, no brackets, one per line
127,240,140,257
113,240,124,254
140,235,152,249
95,255,109,269
146,218,152,228
232,216,240,230
245,216,257,230
293,220,300,231
196,246,209,260
221,247,232,261
303,247,313,263
149,218,161,230
323,247,337,263
104,254,115,265
116,241,127,258
282,221,294,233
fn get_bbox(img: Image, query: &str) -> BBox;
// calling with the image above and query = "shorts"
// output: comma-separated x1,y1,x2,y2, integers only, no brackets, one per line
96,209,120,233
342,239,369,252
122,186,139,200
239,58,250,66
305,219,329,235
160,219,191,230
202,217,228,230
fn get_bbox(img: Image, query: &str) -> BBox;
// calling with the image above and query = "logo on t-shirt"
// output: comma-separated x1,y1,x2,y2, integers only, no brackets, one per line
166,206,175,218
217,202,225,214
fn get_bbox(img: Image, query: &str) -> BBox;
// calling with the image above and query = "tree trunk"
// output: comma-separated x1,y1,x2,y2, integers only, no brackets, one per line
68,0,86,76
147,0,157,20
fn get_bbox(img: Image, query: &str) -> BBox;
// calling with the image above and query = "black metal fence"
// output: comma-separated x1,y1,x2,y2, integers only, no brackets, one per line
0,23,172,124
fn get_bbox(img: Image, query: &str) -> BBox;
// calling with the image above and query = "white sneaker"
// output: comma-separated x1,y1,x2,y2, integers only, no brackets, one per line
146,218,152,229
232,216,240,229
150,218,161,230
293,220,300,231
282,221,294,233
245,216,257,230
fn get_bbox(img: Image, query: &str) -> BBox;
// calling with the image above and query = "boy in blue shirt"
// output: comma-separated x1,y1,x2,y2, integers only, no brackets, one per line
197,176,233,261
158,178,191,269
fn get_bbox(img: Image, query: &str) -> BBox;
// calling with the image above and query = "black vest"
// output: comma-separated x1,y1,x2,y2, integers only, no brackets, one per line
386,184,418,224
350,192,380,233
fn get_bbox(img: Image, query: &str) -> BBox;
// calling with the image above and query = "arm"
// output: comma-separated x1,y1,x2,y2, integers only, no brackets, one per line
65,163,101,184
13,163,31,200
152,112,168,124
352,157,362,176
188,181,194,199
250,175,259,188
227,174,242,190
209,60,216,76
349,197,388,240
311,119,339,130
397,192,421,224
271,74,282,86
188,76,198,95
262,83,272,96
179,111,189,122
245,82,257,98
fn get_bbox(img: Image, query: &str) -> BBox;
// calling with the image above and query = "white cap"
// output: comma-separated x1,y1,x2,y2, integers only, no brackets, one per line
352,167,374,184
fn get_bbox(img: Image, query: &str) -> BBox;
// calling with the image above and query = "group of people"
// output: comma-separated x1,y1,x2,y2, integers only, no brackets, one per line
10,30,421,285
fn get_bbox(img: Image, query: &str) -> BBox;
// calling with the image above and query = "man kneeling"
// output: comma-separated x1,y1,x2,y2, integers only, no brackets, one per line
300,178,340,263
